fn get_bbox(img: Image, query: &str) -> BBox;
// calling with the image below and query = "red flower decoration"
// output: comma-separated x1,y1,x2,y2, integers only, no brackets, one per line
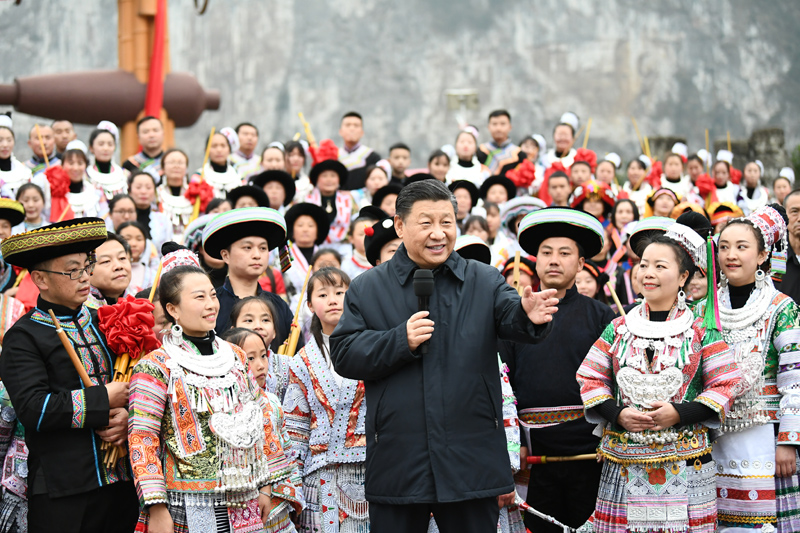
98,295,160,360
574,148,597,174
309,139,340,166
45,166,71,198
695,174,716,199
538,161,570,206
184,181,215,213
730,167,742,185
647,467,667,486
45,166,75,222
507,159,536,188
646,161,663,189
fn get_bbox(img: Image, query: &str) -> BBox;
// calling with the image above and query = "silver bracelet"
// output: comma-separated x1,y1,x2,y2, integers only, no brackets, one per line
259,490,271,497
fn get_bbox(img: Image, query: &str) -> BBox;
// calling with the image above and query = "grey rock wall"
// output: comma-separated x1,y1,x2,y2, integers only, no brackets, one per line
1,0,799,178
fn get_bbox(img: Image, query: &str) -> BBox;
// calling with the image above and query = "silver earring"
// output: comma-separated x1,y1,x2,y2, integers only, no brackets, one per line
720,272,728,288
170,324,183,344
755,268,767,289
677,290,687,311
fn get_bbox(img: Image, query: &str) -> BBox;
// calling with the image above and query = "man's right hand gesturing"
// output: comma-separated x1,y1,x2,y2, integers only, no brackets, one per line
407,311,434,352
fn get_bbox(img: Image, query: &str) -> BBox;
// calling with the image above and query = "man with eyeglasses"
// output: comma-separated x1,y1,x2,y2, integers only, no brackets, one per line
0,218,139,533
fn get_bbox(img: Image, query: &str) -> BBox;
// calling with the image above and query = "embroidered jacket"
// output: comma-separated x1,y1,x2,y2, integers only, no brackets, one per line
283,338,367,476
128,341,293,509
577,307,742,465
695,288,800,443
304,188,355,245
0,298,128,498
0,382,27,501
261,390,305,520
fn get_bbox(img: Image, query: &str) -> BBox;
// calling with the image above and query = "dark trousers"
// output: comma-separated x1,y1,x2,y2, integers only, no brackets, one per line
370,496,499,533
525,459,602,533
29,480,139,533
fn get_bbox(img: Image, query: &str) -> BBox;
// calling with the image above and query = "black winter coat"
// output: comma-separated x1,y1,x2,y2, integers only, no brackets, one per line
330,244,551,504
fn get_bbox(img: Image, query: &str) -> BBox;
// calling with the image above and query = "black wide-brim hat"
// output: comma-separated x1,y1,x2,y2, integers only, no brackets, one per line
284,202,331,246
249,170,296,206
309,159,348,187
1,217,108,270
478,175,516,202
371,183,404,210
448,180,479,207
0,199,25,227
202,207,288,260
226,185,270,209
455,235,491,265
517,207,605,258
365,217,400,267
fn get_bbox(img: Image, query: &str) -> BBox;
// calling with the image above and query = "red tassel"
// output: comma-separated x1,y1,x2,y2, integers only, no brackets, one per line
646,161,663,188
309,139,339,165
574,148,597,173
506,159,536,188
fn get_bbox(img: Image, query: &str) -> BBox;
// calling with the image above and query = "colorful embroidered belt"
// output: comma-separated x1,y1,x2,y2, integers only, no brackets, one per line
518,405,585,429
600,427,711,466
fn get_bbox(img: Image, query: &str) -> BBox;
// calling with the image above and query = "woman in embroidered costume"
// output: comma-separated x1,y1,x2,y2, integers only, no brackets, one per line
281,203,331,312
223,327,305,532
61,141,109,219
576,223,742,533
157,149,194,243
229,297,292,401
0,115,34,201
191,132,243,199
445,128,490,186
0,380,28,533
129,264,296,533
349,165,389,211
118,221,158,294
694,204,800,532
304,140,355,256
282,267,369,533
86,125,129,200
0,253,29,533
735,161,771,216
129,171,174,253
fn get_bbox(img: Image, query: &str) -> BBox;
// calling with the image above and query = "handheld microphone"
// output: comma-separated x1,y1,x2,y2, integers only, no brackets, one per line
413,269,435,355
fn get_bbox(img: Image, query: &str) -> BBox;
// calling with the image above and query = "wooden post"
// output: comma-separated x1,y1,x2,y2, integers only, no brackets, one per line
117,0,174,161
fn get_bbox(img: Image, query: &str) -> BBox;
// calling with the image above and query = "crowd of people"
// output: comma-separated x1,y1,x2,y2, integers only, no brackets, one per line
0,106,798,532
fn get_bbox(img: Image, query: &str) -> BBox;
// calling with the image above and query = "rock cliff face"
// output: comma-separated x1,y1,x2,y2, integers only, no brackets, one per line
2,0,799,179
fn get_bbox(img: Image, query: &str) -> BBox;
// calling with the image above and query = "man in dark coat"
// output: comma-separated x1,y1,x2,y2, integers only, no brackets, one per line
500,206,615,532
777,190,800,301
0,218,139,532
330,180,559,533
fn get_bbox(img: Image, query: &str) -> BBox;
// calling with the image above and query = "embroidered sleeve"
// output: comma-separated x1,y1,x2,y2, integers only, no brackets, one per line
694,330,741,426
269,393,306,517
282,364,312,473
498,356,520,472
0,383,15,460
774,303,800,444
71,389,87,428
577,321,618,424
128,359,169,506
259,390,292,484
